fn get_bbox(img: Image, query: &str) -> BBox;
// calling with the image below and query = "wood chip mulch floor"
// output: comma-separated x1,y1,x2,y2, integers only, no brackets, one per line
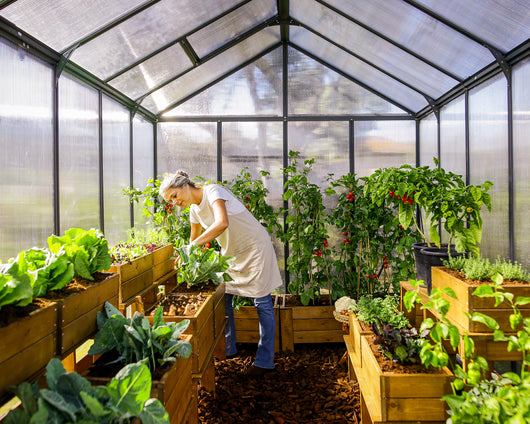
198,343,360,424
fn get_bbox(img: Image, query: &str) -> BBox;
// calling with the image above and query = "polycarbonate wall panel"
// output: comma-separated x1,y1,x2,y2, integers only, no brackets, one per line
354,121,416,178
164,48,282,117
188,0,277,58
157,123,217,183
222,121,285,282
290,0,459,99
132,116,154,229
288,121,349,186
513,58,530,268
440,96,466,177
0,0,146,52
108,44,191,100
0,38,54,261
102,96,130,244
59,74,100,233
70,0,243,80
324,0,492,80
419,114,438,166
287,48,405,115
416,0,530,53
290,27,426,113
469,75,509,260
142,28,281,113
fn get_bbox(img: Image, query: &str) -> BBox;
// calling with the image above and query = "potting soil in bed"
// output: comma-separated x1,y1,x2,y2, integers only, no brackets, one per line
198,343,360,424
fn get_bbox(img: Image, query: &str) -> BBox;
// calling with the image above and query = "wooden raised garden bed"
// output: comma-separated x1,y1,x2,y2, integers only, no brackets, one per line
0,302,58,402
343,312,373,378
279,296,344,351
57,272,119,357
233,305,281,352
108,252,153,311
357,334,453,423
152,244,175,283
431,266,530,333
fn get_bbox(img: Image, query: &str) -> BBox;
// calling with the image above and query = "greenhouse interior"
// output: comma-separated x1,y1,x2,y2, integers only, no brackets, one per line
1,0,530,423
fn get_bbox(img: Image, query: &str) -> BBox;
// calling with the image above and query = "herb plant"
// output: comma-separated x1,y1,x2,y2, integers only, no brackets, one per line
442,254,530,282
88,302,192,372
4,358,170,424
373,320,426,364
355,295,410,329
175,243,234,287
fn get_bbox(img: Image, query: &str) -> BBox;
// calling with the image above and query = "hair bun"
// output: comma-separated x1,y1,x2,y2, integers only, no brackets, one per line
175,169,189,178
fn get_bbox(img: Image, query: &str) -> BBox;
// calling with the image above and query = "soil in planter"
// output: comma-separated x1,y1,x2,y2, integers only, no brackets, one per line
152,293,208,316
173,281,219,294
85,351,171,381
0,272,110,327
199,343,360,424
443,268,529,287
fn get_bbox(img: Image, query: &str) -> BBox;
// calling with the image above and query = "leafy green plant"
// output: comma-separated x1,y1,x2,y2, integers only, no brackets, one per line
326,172,420,299
280,151,330,305
373,320,426,364
363,161,492,254
4,358,169,424
355,295,410,329
47,228,111,281
403,276,530,423
175,243,234,287
225,167,282,235
0,258,34,310
232,295,254,312
88,302,192,372
494,256,530,281
442,254,530,282
124,176,191,247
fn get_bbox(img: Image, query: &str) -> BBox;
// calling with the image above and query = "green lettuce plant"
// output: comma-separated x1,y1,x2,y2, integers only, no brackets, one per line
175,243,233,287
4,358,169,424
0,257,34,310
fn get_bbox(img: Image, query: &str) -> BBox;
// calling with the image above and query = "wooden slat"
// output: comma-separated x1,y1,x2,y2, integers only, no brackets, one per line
293,330,344,343
120,269,153,303
292,317,343,331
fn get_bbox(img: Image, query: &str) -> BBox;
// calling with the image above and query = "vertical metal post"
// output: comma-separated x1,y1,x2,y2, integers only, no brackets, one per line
53,68,60,235
129,111,134,228
506,68,514,260
349,120,354,174
282,41,289,291
98,92,104,233
217,121,223,182
465,91,470,186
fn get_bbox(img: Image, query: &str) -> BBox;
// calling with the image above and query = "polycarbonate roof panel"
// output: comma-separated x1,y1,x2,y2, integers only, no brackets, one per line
416,0,530,53
69,0,242,80
142,27,281,114
108,44,192,101
188,0,277,58
0,0,148,52
290,27,427,113
324,0,493,81
291,0,458,100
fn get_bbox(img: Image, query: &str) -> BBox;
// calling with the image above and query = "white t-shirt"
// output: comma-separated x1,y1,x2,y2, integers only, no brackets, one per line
189,184,282,298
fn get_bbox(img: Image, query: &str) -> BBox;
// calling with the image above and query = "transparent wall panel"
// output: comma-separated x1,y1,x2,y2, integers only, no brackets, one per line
288,48,405,115
59,74,100,233
440,96,466,178
419,114,438,167
0,39,54,260
102,96,130,244
469,74,509,260
132,116,154,229
354,121,416,178
288,121,349,211
222,121,285,284
513,58,530,268
164,48,282,117
157,123,217,183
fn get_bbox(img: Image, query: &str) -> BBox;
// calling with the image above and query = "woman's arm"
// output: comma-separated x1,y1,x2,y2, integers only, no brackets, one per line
189,199,229,246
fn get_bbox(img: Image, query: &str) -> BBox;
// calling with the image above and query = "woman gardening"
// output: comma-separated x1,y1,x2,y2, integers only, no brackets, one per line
160,170,282,377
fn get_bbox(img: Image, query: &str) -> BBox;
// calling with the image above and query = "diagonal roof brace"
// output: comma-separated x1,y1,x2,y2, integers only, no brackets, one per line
180,37,200,67
423,94,439,121
56,43,79,85
488,45,511,81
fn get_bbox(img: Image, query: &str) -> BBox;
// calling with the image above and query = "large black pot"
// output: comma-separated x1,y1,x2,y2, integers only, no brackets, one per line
412,242,467,293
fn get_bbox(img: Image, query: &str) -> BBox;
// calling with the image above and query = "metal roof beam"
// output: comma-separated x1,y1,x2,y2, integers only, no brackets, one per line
278,0,290,43
316,0,463,83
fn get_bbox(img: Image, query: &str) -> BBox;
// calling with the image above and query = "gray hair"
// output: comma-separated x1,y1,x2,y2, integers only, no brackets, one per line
159,170,197,198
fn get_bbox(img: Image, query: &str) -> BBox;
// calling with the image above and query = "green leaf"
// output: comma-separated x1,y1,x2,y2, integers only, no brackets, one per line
45,358,67,392
39,389,78,422
471,312,499,330
138,398,170,424
79,391,111,418
107,362,151,416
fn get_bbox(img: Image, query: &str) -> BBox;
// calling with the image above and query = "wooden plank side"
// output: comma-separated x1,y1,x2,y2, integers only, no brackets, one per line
291,305,334,319
293,330,344,343
292,318,343,331
359,335,383,422
109,253,154,282
0,304,57,363
120,269,153,303
152,244,174,266
383,372,453,398
234,319,259,332
386,397,449,422
153,258,175,281
280,308,294,351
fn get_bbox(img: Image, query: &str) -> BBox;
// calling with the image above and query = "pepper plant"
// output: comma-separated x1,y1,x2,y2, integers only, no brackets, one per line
280,151,331,305
363,160,492,254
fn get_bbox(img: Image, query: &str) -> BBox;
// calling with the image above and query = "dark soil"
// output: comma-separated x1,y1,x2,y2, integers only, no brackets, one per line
198,343,360,424
155,293,207,316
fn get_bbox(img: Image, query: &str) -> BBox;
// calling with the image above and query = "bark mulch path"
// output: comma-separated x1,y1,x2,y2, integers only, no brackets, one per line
198,343,360,424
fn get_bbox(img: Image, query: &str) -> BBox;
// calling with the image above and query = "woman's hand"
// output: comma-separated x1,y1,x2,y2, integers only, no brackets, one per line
190,199,229,246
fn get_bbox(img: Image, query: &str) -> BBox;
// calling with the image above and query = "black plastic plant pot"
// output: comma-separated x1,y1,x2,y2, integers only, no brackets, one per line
413,243,466,294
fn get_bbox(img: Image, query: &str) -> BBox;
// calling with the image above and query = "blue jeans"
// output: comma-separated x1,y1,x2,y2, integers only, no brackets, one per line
225,293,275,369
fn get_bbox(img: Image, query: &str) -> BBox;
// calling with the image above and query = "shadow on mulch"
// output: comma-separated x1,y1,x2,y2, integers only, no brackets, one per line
198,343,360,424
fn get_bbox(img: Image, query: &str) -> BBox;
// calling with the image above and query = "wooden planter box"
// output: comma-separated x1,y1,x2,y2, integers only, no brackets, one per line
233,306,281,352
431,266,530,333
58,272,119,356
358,334,453,423
344,312,373,376
152,244,176,283
280,301,344,351
108,253,153,309
0,303,58,401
